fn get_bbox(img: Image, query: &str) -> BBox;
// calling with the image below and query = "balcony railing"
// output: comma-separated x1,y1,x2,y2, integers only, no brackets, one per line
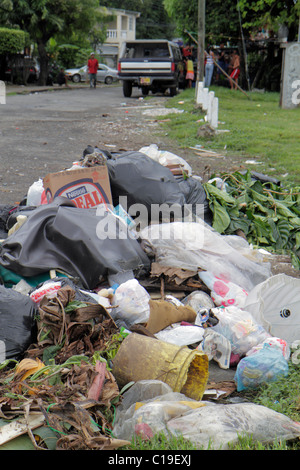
106,30,128,39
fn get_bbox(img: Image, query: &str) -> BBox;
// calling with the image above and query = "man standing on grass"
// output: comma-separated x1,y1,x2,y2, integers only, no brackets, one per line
87,53,98,88
230,50,240,90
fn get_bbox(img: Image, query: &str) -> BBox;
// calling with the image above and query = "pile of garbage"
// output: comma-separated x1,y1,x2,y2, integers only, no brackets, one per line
0,144,299,450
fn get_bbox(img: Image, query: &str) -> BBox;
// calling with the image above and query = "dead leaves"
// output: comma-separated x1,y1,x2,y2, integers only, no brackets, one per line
0,285,127,450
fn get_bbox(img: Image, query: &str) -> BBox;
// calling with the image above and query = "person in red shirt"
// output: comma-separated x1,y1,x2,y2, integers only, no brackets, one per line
87,52,98,88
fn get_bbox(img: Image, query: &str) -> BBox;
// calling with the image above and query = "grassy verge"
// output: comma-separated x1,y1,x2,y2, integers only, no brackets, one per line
159,86,300,185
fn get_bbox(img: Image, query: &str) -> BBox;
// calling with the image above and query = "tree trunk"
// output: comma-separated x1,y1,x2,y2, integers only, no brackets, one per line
37,40,49,86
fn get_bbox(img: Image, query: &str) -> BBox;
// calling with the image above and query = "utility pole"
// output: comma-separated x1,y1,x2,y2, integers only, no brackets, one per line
197,0,205,82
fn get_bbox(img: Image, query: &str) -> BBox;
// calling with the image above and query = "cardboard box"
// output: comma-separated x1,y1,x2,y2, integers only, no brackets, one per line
43,165,112,209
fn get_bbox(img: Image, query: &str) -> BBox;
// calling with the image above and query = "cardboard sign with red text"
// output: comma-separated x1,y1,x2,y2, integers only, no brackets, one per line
43,165,112,209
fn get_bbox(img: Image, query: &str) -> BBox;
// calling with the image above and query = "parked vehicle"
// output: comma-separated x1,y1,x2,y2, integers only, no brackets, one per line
117,39,182,97
65,64,118,84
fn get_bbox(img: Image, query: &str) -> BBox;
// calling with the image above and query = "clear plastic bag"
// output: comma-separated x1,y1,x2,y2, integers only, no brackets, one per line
182,290,215,311
140,221,271,292
166,401,300,449
111,279,150,328
112,380,300,450
211,306,270,356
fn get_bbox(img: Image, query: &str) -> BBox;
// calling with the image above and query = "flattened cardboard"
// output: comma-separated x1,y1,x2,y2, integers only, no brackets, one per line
43,165,112,209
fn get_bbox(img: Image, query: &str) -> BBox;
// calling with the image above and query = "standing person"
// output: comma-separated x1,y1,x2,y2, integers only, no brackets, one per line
185,55,194,88
229,50,240,90
87,52,98,88
205,48,215,87
216,43,228,81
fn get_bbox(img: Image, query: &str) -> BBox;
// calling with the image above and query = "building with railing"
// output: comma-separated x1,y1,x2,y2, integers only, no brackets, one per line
99,8,140,67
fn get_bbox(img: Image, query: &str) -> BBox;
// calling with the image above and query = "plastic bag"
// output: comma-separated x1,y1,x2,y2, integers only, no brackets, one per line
154,324,205,346
246,337,291,360
113,386,203,442
234,344,289,391
111,279,150,328
199,271,248,308
139,144,193,176
211,306,270,356
197,329,231,369
0,198,150,290
106,151,186,215
165,402,300,450
113,380,300,450
182,290,215,311
140,221,271,292
26,178,44,206
0,285,38,361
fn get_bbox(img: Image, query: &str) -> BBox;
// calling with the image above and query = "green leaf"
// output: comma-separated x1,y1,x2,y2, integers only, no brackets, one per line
211,200,231,233
204,183,236,205
228,216,251,235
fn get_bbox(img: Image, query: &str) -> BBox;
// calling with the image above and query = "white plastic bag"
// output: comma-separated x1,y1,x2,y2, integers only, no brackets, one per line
111,279,150,328
154,324,205,346
199,271,248,308
211,306,269,356
26,178,44,206
139,144,193,176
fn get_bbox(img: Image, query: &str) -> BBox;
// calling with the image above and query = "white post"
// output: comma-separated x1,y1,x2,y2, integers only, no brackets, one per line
207,91,215,122
196,81,204,106
202,87,209,111
211,97,219,128
0,81,6,104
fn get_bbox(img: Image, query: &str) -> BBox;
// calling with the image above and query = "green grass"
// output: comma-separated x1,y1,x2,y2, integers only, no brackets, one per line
157,86,300,185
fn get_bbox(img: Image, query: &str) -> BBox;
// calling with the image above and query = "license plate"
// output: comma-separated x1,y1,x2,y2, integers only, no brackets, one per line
140,77,150,85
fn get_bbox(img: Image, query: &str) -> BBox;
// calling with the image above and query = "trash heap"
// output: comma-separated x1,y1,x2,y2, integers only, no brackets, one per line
0,144,300,450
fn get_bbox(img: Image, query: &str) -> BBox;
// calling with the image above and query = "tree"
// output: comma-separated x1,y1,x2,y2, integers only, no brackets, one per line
0,0,107,85
238,0,300,41
163,0,241,45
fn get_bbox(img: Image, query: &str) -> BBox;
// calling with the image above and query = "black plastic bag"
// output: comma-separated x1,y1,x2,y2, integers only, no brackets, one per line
177,176,212,224
0,286,38,361
106,151,186,214
0,198,150,289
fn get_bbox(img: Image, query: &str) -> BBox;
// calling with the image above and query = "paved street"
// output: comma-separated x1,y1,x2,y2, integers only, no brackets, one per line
0,83,162,205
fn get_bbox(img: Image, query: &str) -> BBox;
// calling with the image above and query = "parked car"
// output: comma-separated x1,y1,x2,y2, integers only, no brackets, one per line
65,64,118,84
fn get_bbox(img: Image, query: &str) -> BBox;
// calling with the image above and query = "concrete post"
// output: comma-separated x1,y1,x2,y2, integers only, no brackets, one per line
211,97,219,128
207,91,215,122
0,81,6,104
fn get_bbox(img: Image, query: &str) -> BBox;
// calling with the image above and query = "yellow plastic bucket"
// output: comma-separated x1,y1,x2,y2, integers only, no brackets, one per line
112,333,209,401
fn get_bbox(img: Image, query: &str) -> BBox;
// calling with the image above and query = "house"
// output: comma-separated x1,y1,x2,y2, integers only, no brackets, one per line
99,8,140,68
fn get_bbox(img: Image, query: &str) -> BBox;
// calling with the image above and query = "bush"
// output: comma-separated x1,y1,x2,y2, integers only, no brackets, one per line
0,28,26,54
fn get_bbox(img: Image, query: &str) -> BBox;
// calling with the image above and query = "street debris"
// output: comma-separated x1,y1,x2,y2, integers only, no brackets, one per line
0,143,299,450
